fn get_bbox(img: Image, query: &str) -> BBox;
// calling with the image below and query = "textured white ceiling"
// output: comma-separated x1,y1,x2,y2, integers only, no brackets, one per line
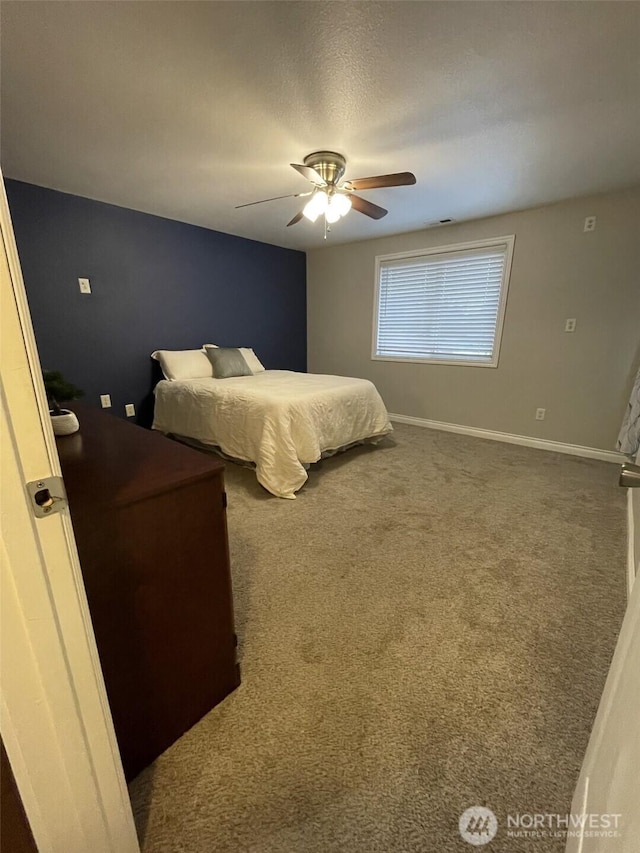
2,1,639,251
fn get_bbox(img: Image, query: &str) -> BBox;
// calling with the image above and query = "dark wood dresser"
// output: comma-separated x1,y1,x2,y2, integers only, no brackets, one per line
56,402,240,781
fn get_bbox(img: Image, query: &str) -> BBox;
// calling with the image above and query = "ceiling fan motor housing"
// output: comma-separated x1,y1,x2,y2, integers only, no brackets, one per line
304,151,347,186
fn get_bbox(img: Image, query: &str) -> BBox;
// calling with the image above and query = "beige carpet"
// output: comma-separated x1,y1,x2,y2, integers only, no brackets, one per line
129,424,626,852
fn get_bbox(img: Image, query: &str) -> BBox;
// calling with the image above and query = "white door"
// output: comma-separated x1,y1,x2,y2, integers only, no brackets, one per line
630,453,640,592
0,172,139,852
565,470,640,853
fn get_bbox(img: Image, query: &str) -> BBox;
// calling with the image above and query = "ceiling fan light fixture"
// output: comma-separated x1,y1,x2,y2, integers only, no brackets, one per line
332,193,352,218
325,203,342,225
303,190,328,222
237,152,415,232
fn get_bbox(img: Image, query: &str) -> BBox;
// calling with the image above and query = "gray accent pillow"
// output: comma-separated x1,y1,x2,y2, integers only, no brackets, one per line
206,347,252,379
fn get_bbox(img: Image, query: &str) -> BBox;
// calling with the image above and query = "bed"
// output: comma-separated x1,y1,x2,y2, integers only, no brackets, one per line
152,370,393,498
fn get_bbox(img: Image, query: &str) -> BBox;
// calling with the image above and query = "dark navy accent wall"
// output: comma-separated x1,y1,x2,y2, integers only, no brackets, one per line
5,179,306,424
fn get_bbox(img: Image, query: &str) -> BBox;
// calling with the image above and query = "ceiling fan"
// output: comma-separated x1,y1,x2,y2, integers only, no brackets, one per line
235,151,416,234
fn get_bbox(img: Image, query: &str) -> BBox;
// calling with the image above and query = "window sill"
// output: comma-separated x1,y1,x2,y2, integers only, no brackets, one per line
371,355,499,368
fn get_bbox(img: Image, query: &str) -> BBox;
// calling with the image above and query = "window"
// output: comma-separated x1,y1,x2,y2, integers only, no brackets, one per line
373,236,514,367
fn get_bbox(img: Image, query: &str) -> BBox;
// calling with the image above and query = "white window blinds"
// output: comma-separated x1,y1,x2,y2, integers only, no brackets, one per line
375,239,513,366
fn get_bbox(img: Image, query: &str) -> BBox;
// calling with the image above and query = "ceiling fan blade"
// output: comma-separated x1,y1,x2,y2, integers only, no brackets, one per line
349,194,388,220
287,210,305,227
235,191,310,209
291,163,327,186
345,172,416,191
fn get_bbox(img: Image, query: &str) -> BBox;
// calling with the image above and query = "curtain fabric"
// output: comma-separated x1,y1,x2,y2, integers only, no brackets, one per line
617,367,640,456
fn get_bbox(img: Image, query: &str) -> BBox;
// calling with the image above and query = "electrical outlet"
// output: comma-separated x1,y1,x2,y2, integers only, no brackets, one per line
535,408,546,421
583,216,596,232
78,278,91,293
564,318,576,333
125,403,135,417
100,394,111,408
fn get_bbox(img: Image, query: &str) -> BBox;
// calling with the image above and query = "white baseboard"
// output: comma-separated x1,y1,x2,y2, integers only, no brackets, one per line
389,413,625,464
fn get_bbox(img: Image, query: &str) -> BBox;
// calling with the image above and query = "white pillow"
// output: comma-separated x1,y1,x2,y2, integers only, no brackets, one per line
203,345,265,374
151,349,214,381
239,348,266,374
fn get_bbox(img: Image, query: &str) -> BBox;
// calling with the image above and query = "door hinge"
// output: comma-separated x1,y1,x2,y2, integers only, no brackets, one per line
620,463,640,488
26,476,68,518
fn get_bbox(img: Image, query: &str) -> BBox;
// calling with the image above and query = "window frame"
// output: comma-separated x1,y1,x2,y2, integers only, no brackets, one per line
371,235,515,368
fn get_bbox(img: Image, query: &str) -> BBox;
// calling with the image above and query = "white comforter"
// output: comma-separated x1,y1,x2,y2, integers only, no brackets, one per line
152,370,392,498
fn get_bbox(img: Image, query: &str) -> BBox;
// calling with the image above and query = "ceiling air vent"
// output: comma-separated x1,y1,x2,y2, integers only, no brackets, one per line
425,218,455,228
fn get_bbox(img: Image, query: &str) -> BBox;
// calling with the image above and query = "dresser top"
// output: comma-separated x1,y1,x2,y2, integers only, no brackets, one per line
56,402,225,507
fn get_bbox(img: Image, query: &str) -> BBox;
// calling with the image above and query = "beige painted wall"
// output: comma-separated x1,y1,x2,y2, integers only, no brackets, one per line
307,187,640,450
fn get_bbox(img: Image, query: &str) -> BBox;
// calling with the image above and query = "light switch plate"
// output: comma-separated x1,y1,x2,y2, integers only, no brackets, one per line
125,403,135,417
78,278,91,293
100,394,111,408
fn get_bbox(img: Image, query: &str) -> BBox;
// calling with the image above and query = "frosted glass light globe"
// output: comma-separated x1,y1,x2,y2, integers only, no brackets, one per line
303,191,328,222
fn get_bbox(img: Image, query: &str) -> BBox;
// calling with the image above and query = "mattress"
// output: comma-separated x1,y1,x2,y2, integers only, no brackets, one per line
152,370,393,498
